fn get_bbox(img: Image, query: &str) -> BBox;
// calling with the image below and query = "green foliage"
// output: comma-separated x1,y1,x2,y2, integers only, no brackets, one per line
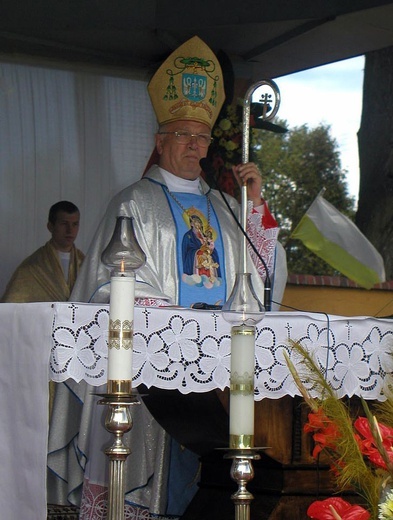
287,342,385,518
207,104,357,276
250,120,356,275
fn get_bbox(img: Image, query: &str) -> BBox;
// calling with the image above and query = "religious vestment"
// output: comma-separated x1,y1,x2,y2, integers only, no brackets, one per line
47,165,287,518
2,239,85,422
1,240,85,302
70,165,286,306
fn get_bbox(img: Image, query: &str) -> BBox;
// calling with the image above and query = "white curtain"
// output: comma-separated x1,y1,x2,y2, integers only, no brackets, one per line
0,61,157,295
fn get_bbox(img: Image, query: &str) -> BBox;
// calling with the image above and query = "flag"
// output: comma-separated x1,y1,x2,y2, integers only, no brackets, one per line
291,193,386,289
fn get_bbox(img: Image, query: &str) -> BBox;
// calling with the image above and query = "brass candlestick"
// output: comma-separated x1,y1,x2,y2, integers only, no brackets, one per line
221,78,281,519
225,449,261,520
99,216,146,520
98,393,140,520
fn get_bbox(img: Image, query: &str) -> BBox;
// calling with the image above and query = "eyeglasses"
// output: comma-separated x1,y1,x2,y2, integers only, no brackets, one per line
158,131,213,147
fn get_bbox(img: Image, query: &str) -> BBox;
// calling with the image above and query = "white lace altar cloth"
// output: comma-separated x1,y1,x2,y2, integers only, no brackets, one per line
50,303,393,400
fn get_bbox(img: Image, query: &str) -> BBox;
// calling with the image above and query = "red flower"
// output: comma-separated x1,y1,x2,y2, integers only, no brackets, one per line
354,416,393,470
304,409,341,458
307,497,370,519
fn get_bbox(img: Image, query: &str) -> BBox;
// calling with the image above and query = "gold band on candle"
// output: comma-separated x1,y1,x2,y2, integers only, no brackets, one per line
229,434,254,449
108,330,133,339
231,326,255,336
108,338,133,350
109,318,133,331
107,379,132,395
230,381,254,394
108,319,133,350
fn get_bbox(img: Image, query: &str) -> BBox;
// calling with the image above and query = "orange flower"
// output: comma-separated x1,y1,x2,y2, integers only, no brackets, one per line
304,409,341,458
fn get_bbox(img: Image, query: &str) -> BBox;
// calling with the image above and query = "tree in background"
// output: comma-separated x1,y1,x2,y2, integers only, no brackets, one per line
357,46,393,281
207,105,355,275
252,121,355,274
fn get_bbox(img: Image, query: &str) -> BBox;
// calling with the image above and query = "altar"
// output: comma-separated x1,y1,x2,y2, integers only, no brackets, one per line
50,302,393,400
1,302,392,519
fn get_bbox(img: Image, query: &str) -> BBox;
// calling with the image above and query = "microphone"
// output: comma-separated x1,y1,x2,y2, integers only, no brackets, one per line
199,158,272,311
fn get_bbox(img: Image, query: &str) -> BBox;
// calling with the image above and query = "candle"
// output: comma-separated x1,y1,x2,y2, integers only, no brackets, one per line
229,324,255,449
107,272,135,394
101,215,146,395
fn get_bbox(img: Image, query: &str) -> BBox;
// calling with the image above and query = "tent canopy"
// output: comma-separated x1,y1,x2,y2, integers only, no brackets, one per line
1,1,393,79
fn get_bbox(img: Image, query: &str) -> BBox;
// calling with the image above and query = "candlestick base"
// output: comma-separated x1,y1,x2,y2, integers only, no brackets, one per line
223,448,267,520
97,392,140,520
107,379,133,395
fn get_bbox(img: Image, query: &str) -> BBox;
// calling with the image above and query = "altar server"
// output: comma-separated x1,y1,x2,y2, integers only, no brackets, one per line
2,200,84,302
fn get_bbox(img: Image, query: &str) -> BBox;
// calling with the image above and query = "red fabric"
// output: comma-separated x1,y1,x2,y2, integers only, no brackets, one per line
252,203,278,230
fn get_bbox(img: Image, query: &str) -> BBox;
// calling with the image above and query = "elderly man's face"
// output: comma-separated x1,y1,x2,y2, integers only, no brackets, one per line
155,120,212,180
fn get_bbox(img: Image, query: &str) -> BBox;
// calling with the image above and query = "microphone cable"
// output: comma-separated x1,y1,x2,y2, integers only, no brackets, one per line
200,157,273,311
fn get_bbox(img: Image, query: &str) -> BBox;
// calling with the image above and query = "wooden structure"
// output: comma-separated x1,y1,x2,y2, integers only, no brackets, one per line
169,276,393,519
281,274,393,318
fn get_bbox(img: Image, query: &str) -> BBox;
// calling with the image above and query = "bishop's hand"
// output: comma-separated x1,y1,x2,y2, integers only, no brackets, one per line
232,162,264,206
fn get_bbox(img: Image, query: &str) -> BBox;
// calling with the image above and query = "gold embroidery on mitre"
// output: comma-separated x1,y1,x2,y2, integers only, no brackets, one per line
108,319,133,350
147,36,225,129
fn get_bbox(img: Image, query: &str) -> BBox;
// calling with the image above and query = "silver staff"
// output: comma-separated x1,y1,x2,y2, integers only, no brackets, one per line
239,80,281,273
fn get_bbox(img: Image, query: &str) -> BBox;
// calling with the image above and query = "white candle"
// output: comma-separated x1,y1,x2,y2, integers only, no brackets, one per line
229,324,255,448
107,273,135,392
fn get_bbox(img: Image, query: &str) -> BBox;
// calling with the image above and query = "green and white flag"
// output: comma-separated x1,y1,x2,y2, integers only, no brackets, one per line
292,193,386,289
